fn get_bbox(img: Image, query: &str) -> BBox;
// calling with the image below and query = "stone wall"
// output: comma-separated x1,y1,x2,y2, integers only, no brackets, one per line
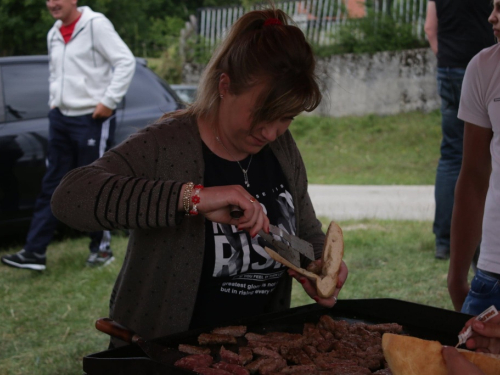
313,48,439,117
182,48,439,118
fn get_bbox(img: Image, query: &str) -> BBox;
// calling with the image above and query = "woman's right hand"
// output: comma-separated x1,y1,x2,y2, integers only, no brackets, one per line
187,184,269,237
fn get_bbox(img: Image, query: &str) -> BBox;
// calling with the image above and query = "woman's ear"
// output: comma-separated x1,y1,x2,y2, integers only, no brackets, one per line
218,73,231,96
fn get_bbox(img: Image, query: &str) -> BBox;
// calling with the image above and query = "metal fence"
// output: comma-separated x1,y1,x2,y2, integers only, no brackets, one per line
196,0,427,51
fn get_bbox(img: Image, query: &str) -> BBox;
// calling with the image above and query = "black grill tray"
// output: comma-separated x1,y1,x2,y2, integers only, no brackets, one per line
83,298,472,375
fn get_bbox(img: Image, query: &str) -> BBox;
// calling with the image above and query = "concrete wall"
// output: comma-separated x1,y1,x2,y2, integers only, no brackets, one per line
313,48,439,117
182,48,440,118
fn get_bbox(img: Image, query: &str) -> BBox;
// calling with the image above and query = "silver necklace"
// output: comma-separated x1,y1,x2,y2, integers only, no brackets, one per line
214,130,253,188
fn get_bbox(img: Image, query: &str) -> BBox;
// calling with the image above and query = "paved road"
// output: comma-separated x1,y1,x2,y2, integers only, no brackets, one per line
308,185,435,221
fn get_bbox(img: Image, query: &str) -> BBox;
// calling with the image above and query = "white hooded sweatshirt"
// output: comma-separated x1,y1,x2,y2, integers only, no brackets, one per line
47,6,136,116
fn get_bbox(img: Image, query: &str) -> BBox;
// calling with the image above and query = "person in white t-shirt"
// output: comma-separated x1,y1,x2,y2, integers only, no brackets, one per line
448,0,500,315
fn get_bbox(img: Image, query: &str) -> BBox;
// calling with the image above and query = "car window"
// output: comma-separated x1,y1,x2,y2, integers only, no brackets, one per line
2,63,50,122
172,87,197,104
125,65,175,109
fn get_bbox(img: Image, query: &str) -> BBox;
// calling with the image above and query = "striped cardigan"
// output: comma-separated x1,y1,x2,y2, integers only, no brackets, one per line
52,115,325,345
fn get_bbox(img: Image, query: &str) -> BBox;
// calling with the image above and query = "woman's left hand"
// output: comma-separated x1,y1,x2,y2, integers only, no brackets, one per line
288,260,348,308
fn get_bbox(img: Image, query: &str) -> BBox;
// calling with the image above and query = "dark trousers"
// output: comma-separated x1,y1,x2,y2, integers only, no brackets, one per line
433,67,466,251
24,108,116,256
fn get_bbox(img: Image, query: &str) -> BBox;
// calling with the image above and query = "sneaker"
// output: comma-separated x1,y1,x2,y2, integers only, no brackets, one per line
1,249,46,271
86,250,115,267
435,247,450,260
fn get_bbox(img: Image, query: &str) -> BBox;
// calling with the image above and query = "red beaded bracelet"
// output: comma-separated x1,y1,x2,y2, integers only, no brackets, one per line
189,184,204,216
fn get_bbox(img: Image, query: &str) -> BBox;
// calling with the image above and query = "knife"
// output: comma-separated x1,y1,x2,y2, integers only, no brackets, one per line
95,318,183,365
230,205,315,267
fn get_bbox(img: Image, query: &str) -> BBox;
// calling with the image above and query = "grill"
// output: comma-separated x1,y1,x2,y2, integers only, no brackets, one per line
83,298,471,375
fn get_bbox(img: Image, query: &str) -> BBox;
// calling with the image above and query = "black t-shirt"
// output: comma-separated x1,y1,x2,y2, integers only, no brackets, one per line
189,143,295,329
431,0,495,68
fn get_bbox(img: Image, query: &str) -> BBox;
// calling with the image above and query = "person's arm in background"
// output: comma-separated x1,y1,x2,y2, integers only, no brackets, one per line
442,314,500,374
448,123,492,311
92,17,136,119
425,0,438,55
442,346,485,375
47,29,57,109
462,314,500,353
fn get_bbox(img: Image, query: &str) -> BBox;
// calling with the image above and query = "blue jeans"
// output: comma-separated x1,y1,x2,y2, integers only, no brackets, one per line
462,270,500,315
433,67,466,251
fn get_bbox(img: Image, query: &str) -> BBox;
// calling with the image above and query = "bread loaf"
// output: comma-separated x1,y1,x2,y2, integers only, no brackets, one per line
264,221,344,298
382,333,500,375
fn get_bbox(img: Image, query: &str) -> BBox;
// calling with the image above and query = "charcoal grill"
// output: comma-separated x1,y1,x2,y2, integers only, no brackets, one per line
83,298,472,375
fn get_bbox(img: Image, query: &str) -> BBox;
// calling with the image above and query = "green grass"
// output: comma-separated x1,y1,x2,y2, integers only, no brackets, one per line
0,233,129,375
290,110,442,184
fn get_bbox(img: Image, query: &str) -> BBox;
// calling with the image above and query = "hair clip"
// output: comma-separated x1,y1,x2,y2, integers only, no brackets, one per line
264,18,282,26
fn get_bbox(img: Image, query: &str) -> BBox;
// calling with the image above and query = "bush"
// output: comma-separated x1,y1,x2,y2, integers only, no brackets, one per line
154,42,184,84
313,8,427,57
154,29,213,83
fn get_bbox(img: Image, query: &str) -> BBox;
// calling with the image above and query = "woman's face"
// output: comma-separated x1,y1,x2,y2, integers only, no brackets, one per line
217,75,296,158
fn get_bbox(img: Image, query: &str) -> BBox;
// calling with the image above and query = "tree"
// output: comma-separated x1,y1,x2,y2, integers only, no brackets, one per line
0,0,54,56
0,0,242,57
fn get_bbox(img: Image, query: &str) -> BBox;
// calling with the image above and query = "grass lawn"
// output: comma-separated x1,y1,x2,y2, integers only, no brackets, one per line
290,110,442,185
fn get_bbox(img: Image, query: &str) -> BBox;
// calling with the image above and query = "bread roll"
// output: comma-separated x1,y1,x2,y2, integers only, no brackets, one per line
264,221,344,298
382,333,500,375
316,221,344,298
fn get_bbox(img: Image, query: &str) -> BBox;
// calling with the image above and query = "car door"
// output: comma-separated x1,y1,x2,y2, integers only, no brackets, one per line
0,60,50,231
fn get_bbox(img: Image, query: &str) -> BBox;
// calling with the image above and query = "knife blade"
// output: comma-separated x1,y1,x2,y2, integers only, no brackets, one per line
95,318,183,365
258,224,315,268
229,205,315,267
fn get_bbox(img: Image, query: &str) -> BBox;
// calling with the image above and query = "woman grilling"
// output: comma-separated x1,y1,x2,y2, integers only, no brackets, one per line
51,5,348,347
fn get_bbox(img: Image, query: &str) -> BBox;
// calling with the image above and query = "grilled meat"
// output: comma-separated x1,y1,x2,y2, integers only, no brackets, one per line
174,315,403,375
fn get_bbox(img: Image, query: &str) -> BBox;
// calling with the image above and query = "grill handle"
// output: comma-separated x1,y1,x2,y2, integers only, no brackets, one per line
95,317,139,344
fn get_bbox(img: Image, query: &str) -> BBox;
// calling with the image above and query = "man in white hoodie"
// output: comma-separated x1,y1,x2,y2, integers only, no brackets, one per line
1,0,135,271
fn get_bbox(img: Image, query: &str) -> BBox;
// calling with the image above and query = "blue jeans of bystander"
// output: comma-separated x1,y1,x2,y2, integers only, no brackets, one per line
433,67,466,256
462,270,500,315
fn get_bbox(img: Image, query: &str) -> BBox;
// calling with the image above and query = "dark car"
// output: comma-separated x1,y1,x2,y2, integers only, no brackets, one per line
0,55,183,235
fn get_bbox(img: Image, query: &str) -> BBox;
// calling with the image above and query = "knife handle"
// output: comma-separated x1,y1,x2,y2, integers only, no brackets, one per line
95,317,139,344
230,205,244,219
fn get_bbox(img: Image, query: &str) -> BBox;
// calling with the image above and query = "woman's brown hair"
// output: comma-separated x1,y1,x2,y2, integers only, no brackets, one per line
164,5,322,127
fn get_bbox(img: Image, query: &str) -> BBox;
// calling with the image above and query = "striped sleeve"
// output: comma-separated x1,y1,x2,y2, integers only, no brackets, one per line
51,129,184,231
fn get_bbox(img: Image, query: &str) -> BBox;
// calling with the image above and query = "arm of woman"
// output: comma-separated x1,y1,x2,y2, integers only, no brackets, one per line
281,131,348,308
448,123,492,311
51,126,184,232
281,131,325,254
52,121,272,234
182,184,270,237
